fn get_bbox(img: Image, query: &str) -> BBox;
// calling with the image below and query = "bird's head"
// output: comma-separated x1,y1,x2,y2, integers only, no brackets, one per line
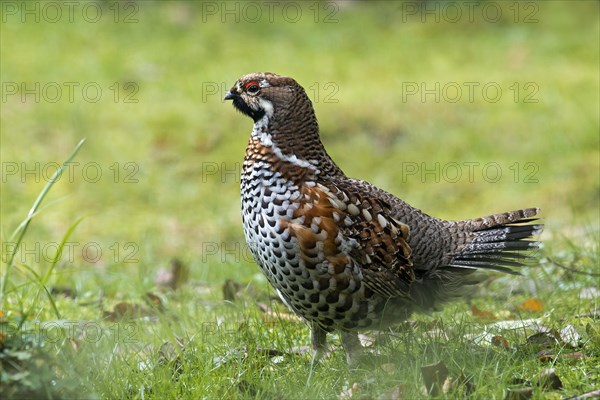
224,72,304,123
224,72,343,177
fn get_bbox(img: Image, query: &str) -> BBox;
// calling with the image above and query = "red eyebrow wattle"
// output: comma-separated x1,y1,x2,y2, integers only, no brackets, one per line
244,81,259,89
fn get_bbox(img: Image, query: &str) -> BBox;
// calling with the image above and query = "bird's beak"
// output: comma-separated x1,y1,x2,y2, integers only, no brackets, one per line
224,90,237,101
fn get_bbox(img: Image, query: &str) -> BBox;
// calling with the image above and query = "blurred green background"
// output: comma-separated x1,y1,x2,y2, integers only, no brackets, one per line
1,1,598,291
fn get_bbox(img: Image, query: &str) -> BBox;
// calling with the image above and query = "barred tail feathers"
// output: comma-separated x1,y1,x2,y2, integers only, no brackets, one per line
407,208,542,312
449,207,543,274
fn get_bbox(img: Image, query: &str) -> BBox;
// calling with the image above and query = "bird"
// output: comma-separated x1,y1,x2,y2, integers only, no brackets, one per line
224,72,542,366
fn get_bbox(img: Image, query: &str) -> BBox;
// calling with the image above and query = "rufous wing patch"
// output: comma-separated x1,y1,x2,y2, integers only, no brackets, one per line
284,182,415,298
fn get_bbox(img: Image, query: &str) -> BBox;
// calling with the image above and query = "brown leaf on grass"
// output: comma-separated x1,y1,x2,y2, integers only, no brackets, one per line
102,302,152,321
536,350,554,362
471,305,497,321
50,286,76,298
517,298,544,312
157,338,185,377
103,302,139,321
144,292,164,311
223,279,243,302
537,350,590,363
537,368,563,390
155,258,189,290
421,361,448,397
526,331,559,349
492,335,511,349
256,347,286,358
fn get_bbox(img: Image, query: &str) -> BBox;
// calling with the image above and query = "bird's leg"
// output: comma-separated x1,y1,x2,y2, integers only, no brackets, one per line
311,322,328,360
307,323,327,385
341,331,363,368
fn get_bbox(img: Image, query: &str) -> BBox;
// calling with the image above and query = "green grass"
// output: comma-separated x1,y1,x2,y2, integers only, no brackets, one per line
1,1,599,398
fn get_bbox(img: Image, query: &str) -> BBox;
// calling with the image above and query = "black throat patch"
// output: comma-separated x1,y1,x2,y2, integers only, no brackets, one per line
231,96,266,123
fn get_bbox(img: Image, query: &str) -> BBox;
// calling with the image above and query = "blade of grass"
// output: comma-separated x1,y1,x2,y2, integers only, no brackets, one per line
12,217,87,329
15,263,60,329
1,139,86,308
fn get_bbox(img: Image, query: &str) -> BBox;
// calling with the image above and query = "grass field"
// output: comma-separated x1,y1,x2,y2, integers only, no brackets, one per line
1,1,599,398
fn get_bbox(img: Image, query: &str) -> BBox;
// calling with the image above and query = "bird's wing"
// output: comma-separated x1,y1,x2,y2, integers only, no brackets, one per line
283,178,415,298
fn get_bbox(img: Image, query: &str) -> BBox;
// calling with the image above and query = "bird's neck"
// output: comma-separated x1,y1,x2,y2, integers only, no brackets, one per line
250,105,344,179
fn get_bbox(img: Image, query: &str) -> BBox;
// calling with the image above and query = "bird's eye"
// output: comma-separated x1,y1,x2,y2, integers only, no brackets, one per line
245,81,260,95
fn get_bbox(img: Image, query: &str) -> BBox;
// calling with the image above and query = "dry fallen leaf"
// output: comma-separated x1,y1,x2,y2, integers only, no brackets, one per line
492,335,511,349
103,302,140,321
537,368,562,390
537,350,589,363
526,331,559,349
255,347,286,358
50,286,76,298
421,361,448,397
102,302,153,321
145,292,164,311
223,279,244,302
517,298,544,312
155,258,189,290
157,339,185,377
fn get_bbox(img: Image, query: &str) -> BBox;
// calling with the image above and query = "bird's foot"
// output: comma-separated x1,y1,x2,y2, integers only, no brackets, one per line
341,331,365,368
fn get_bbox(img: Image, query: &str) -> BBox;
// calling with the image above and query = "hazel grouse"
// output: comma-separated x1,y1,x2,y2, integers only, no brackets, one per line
224,72,542,365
